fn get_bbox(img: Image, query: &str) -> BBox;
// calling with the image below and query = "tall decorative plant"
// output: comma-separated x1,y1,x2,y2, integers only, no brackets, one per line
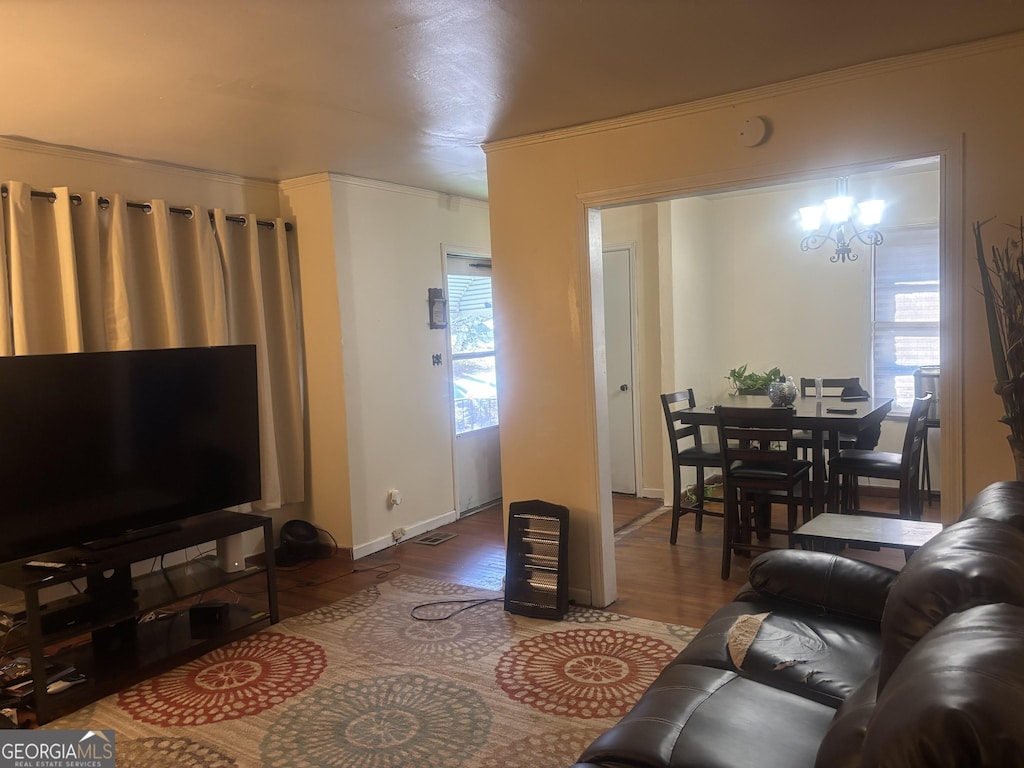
975,216,1024,478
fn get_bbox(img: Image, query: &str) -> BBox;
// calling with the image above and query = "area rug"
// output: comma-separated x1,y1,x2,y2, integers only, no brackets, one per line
45,575,698,767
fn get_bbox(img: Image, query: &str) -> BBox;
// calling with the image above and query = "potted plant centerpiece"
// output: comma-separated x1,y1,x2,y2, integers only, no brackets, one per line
725,364,781,396
975,217,1024,479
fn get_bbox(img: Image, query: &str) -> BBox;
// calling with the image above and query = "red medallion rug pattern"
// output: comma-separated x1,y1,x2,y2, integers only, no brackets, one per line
47,575,697,767
117,633,328,726
496,627,680,718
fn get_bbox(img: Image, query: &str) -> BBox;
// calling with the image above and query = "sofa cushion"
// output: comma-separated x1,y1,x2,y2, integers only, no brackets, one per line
878,517,1024,689
864,603,1024,767
575,664,835,768
673,599,881,708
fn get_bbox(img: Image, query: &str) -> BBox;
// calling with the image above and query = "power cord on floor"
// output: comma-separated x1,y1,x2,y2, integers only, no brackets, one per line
237,560,402,595
409,597,502,621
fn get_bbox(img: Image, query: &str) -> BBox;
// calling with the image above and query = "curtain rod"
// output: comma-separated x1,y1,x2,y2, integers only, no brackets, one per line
1,186,293,232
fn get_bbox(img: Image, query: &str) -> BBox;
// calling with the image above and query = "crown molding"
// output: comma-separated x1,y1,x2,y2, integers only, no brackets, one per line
483,31,1024,155
281,171,488,209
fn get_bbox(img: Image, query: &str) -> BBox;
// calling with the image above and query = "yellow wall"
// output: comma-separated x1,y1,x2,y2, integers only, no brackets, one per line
278,175,354,547
485,36,1024,602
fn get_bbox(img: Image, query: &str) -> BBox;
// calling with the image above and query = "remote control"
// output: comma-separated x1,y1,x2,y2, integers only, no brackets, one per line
23,561,67,570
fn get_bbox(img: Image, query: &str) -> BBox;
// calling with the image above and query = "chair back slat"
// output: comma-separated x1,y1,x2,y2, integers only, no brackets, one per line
715,405,802,481
661,389,704,452
713,403,812,578
798,376,861,398
899,393,933,517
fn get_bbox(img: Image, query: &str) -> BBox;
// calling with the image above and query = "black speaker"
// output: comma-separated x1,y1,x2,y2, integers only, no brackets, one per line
504,500,569,620
276,520,330,566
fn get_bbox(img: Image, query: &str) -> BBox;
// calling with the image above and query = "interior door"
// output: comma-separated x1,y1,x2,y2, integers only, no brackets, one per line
603,246,638,495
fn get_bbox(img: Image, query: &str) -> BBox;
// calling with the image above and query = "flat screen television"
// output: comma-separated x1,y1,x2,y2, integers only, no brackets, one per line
0,345,262,564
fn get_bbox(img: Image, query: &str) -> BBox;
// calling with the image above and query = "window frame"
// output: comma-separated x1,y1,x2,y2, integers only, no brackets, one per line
446,256,498,436
871,222,940,416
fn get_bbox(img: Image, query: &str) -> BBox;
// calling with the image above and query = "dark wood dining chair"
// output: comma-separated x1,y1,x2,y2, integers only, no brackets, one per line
660,390,724,544
828,393,933,520
794,376,861,460
914,366,940,505
714,405,812,579
798,376,862,399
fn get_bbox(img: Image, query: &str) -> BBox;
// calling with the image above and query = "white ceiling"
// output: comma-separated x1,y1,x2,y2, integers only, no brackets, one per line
5,1,1024,200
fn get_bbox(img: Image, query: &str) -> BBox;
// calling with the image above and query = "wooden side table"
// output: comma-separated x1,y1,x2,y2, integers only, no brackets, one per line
794,513,942,555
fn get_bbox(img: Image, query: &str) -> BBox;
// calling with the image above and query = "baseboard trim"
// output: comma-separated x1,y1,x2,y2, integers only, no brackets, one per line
352,509,460,560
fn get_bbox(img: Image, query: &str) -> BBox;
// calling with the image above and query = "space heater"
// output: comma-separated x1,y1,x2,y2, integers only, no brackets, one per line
503,500,569,620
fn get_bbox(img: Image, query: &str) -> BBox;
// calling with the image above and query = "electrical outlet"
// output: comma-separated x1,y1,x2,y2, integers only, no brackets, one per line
392,528,406,542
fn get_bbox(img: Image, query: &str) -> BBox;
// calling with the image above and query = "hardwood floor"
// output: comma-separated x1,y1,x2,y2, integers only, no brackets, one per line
258,491,934,629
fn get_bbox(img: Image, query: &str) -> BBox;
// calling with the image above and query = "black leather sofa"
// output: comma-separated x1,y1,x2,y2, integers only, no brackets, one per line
574,481,1024,768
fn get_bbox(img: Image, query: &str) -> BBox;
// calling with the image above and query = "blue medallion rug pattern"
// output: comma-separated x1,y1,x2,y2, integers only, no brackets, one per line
46,575,697,767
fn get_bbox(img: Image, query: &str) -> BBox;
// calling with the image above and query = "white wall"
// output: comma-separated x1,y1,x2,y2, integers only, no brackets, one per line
284,175,491,557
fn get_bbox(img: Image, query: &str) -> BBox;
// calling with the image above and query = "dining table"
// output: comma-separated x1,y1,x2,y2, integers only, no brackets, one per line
678,394,894,517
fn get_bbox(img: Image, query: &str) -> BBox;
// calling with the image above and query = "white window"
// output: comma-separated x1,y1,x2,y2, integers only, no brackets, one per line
872,224,940,412
447,259,498,435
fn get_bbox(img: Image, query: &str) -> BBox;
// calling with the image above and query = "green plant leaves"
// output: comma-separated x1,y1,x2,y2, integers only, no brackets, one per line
725,365,781,393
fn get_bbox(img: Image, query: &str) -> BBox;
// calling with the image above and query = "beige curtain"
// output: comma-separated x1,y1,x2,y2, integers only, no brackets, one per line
0,180,303,510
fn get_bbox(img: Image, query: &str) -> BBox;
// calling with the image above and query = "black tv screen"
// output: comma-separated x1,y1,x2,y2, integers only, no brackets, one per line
0,345,261,563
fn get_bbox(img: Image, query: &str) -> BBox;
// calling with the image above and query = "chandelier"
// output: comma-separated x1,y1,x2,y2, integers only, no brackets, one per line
798,177,884,263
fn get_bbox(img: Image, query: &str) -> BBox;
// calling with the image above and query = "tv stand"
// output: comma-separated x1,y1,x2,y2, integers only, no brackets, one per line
0,510,277,724
82,522,181,550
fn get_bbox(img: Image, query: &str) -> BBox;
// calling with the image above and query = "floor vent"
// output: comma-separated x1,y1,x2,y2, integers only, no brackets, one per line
415,532,456,546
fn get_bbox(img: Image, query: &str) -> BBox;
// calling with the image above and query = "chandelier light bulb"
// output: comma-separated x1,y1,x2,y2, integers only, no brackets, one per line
858,199,885,227
799,205,823,232
825,195,854,224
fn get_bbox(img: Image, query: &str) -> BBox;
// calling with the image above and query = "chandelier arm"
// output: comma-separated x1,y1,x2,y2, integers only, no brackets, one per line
800,229,838,252
849,223,884,247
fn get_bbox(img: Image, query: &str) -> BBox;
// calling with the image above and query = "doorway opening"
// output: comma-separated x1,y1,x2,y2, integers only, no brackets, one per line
594,156,944,599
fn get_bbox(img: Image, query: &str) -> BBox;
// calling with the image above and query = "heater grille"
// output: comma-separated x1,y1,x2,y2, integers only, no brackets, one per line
504,500,569,619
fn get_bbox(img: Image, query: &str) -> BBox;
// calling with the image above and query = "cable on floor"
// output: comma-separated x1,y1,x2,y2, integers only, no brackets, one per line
409,597,502,622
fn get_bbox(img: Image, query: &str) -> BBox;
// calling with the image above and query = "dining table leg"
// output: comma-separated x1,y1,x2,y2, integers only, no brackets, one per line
811,429,826,517
810,428,841,517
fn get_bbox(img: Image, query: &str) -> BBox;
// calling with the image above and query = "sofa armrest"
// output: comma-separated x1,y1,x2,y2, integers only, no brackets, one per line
743,549,898,623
